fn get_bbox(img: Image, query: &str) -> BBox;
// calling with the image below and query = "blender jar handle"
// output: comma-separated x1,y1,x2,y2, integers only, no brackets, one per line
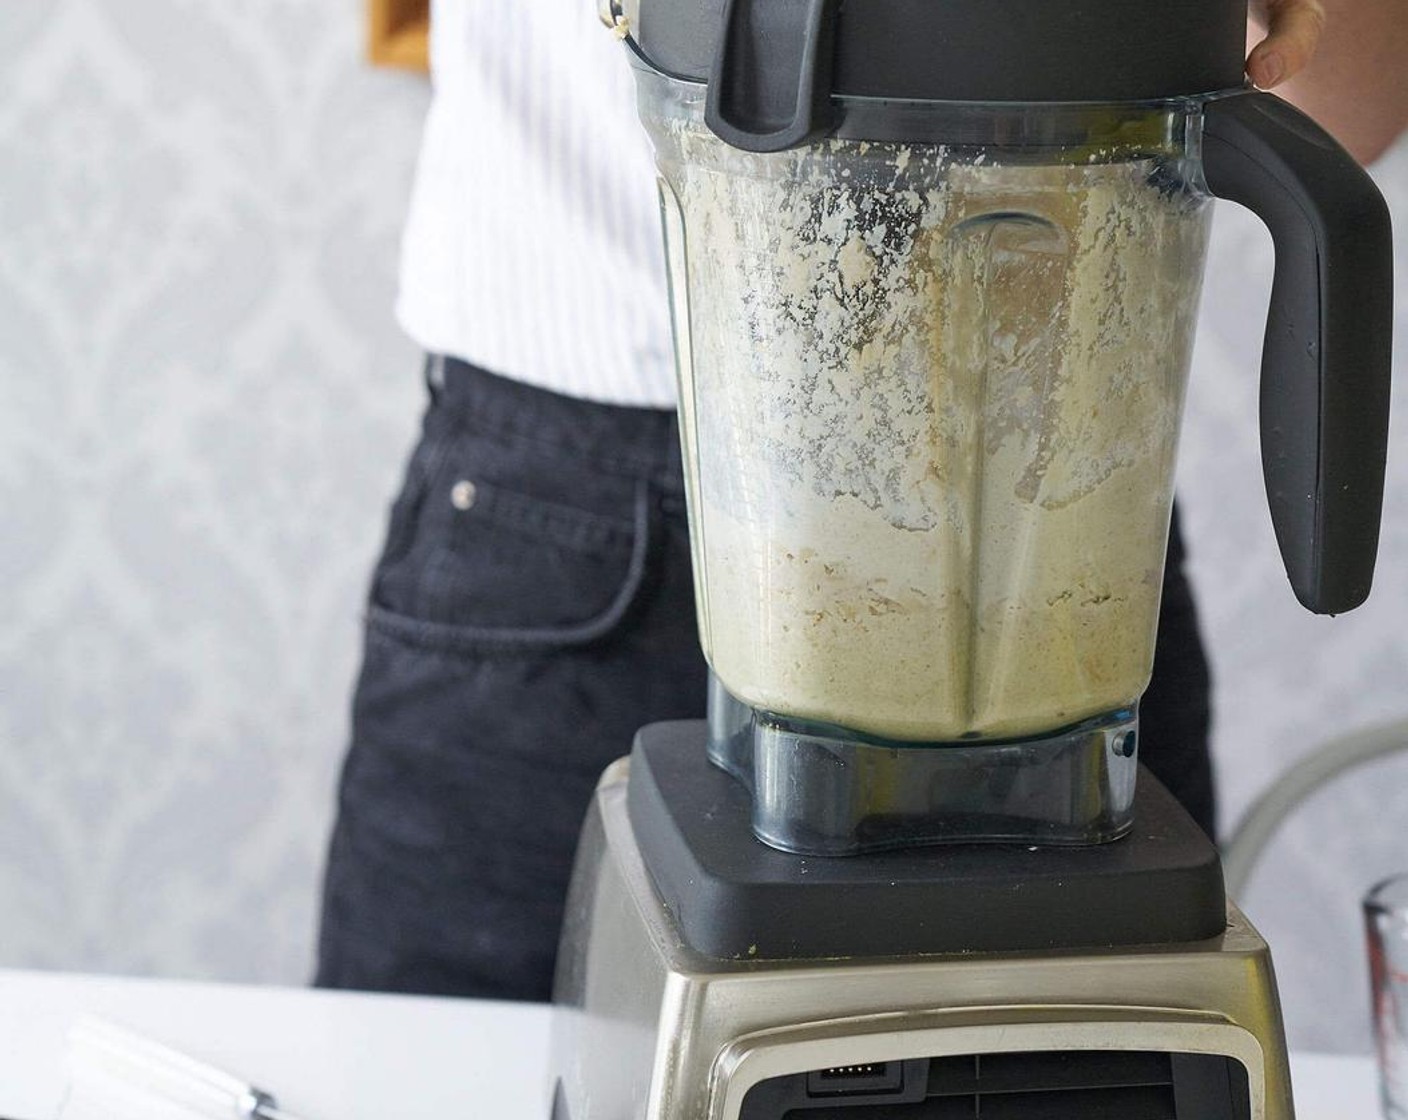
1202,91,1393,615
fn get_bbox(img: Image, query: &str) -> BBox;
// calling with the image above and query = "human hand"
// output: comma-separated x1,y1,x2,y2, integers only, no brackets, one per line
1246,0,1327,89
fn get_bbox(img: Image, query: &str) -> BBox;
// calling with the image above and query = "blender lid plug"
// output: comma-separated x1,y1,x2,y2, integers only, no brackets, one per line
705,0,841,153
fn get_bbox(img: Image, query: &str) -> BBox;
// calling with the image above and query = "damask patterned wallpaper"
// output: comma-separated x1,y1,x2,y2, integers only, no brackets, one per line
0,0,427,982
0,0,1403,1057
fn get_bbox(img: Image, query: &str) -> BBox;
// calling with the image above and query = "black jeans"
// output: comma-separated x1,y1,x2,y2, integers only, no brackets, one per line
316,357,1213,1001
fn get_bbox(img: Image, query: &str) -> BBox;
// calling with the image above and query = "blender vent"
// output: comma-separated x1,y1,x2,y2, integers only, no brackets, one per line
738,1050,1251,1120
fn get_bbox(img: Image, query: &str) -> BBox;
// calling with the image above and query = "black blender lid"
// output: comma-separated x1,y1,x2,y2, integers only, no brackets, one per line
631,0,1248,151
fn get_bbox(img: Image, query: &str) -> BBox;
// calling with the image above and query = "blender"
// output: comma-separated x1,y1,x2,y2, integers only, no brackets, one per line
551,1,1394,1116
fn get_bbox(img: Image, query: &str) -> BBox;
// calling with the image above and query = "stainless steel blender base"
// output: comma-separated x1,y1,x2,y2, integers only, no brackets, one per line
550,757,1294,1120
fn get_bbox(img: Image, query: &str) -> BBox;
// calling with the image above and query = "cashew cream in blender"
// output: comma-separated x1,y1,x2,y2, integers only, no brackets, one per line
656,123,1211,742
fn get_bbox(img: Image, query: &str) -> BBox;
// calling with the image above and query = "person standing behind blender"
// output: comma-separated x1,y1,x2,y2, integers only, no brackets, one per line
316,0,1404,1002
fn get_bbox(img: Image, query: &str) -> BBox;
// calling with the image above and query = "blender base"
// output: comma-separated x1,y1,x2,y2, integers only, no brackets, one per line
550,721,1293,1120
634,720,1223,960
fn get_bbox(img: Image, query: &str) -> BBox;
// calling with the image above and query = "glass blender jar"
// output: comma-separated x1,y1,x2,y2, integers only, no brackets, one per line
617,0,1392,853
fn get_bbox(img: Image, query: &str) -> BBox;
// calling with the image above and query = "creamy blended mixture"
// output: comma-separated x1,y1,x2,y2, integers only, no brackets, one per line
654,122,1211,742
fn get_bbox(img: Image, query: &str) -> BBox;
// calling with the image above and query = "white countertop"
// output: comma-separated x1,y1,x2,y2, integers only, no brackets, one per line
0,968,1379,1119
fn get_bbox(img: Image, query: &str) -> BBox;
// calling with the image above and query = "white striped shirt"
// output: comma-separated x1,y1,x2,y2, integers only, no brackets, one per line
396,0,678,407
